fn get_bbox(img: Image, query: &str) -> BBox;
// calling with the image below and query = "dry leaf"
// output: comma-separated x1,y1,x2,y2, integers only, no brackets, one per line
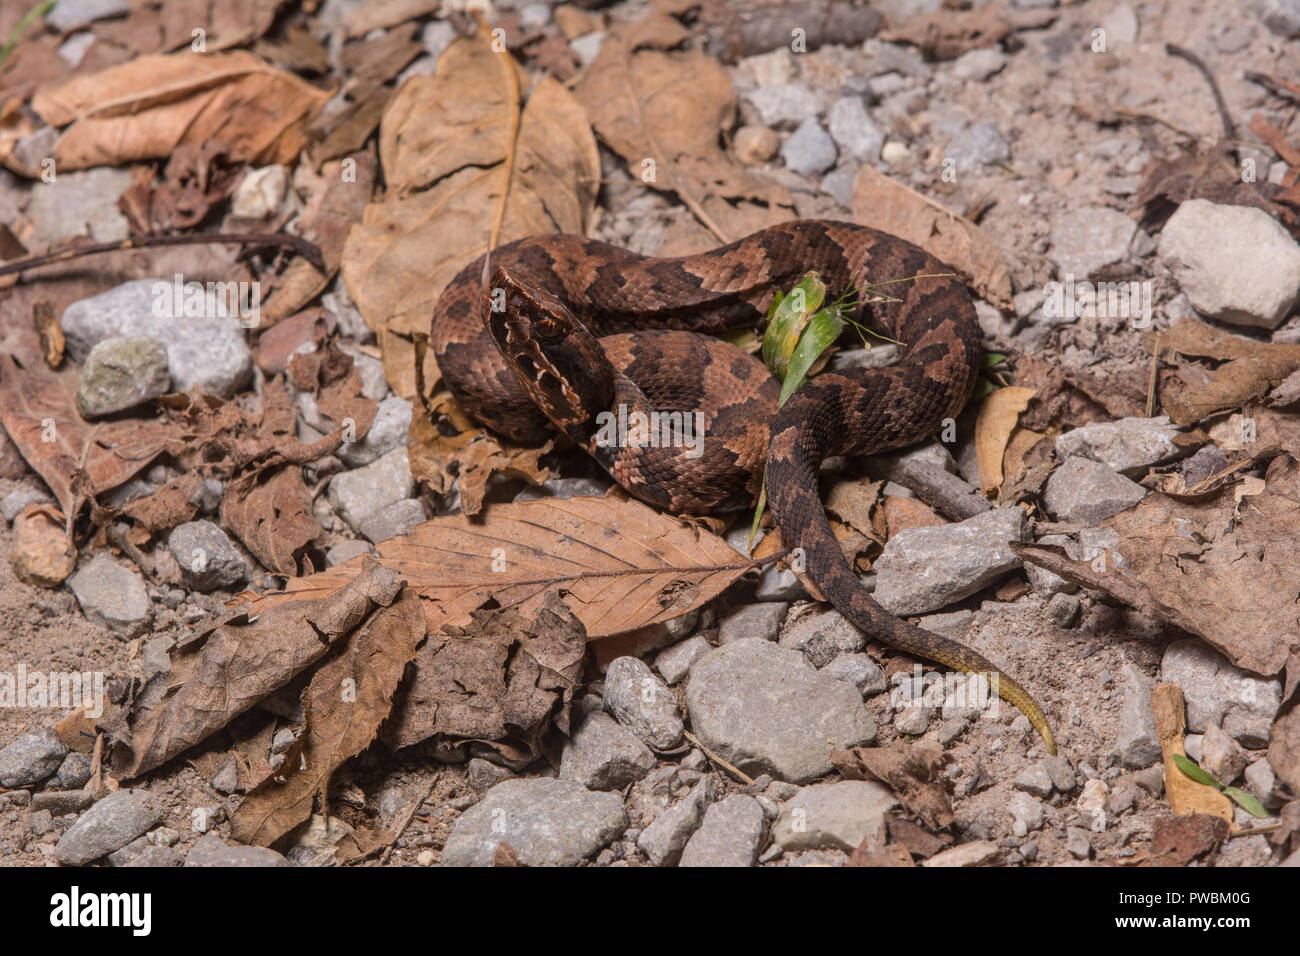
222,466,320,577
852,165,1012,308
1269,704,1300,794
831,739,952,830
974,386,1035,496
1151,683,1233,822
1148,813,1230,866
879,5,1057,60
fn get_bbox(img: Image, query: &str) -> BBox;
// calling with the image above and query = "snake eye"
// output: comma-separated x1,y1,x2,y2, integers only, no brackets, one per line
535,316,564,340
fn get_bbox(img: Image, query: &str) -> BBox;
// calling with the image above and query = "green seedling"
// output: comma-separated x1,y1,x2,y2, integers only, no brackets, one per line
1172,753,1268,819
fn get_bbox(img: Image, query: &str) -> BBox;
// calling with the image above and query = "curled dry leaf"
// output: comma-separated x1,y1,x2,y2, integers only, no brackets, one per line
973,386,1035,497
851,165,1013,309
231,588,426,847
879,5,1057,61
240,495,764,640
831,739,953,830
29,51,330,172
108,559,404,780
1151,683,1233,822
1148,813,1230,866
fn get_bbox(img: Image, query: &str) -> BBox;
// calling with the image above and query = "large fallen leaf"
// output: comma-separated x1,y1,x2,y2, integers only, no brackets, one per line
1151,683,1233,822
879,4,1057,60
231,587,426,846
1016,357,1149,432
974,386,1034,496
852,165,1012,308
28,50,330,172
240,495,764,640
571,10,791,242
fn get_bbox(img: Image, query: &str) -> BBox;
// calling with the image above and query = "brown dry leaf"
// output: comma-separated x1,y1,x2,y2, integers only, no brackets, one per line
974,386,1035,497
1014,455,1300,676
830,739,952,830
1269,704,1300,794
382,591,585,752
0,356,180,513
240,495,763,640
1208,402,1300,461
1151,683,1234,822
1135,146,1300,238
999,426,1047,503
1148,813,1230,866
108,559,404,780
879,5,1057,60
851,165,1012,309
28,51,330,173
571,11,792,242
222,466,320,577
341,32,599,342
822,479,882,539
121,472,204,535
1017,358,1149,432
882,494,945,536
340,0,441,39
1269,368,1300,408
121,142,243,234
231,587,426,846
885,814,953,860
846,843,915,867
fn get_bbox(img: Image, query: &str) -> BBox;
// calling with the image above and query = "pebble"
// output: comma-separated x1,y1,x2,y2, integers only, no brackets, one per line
11,506,75,587
895,703,932,735
1050,206,1140,279
184,833,292,867
468,757,515,794
1261,0,1300,37
820,167,857,208
440,778,627,867
654,635,711,684
327,447,415,532
326,539,372,567
1054,416,1184,477
922,840,1000,867
603,656,684,750
1201,724,1249,785
44,0,128,33
1133,765,1165,796
61,279,254,398
1244,757,1280,807
54,790,161,865
772,780,898,852
75,336,170,418
685,638,876,783
718,602,787,644
2,486,53,524
734,125,781,165
1105,778,1140,818
872,507,1027,615
32,790,95,815
1044,754,1077,793
679,794,767,867
754,566,809,601
125,845,183,867
28,167,132,245
1160,639,1282,747
1024,533,1078,597
778,608,865,666
1077,777,1109,829
1066,826,1092,860
1045,592,1080,628
167,520,247,591
1007,791,1044,832
951,47,1006,81
68,554,153,638
780,117,838,176
826,96,883,163
745,83,819,129
821,652,887,695
514,476,611,502
358,497,427,543
230,165,287,219
1116,661,1161,768
944,122,1010,169
637,775,720,866
56,752,93,790
1157,199,1300,328
339,396,412,467
1013,762,1054,799
0,729,68,788
1041,457,1145,525
559,712,656,790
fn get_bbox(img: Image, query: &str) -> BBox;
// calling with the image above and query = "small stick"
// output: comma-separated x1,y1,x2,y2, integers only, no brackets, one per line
1165,43,1235,144
683,729,755,786
0,232,325,279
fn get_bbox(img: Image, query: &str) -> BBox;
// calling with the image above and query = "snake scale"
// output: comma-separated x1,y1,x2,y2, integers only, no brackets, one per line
432,219,1055,754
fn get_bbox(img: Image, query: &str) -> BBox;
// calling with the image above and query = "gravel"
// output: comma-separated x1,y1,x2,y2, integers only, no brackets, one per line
54,790,162,865
559,711,656,790
772,780,898,852
679,794,767,867
1160,639,1282,747
75,336,170,418
0,729,68,787
167,520,247,591
68,554,153,638
637,775,719,866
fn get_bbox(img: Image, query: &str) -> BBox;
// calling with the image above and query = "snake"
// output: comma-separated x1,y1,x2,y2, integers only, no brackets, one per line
431,219,1056,755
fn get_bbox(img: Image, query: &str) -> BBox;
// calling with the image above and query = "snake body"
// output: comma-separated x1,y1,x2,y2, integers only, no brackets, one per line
431,220,1055,754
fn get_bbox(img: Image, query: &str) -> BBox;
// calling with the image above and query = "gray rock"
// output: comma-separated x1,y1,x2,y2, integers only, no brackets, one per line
358,497,427,543
637,775,719,866
1007,791,1045,832
872,507,1028,615
1045,592,1081,628
655,635,712,684
754,566,810,601
1041,457,1145,525
1244,757,1281,808
54,790,161,865
339,396,412,467
57,752,93,790
32,790,95,815
167,520,247,591
827,97,883,163
468,757,515,794
1024,533,1079,596
326,539,372,567
44,0,129,32
570,30,605,67
820,167,857,208
27,167,133,245
685,638,876,783
440,778,627,866
1050,206,1140,279
944,122,1010,169
61,279,254,397
895,703,931,735
514,476,612,502
1013,762,1055,798
603,656,683,750
337,343,389,400
772,780,898,852
0,729,68,787
2,486,54,524
779,608,865,666
184,834,291,867
327,447,415,532
780,117,838,176
68,554,152,637
1044,754,1077,793
1202,725,1248,784
1157,199,1300,328
1260,0,1300,36
230,164,287,219
1066,826,1092,860
75,336,170,418
559,712,655,790
822,652,887,695
679,794,766,867
1117,661,1162,768
951,47,1006,81
1054,416,1184,477
1160,639,1282,746
745,83,819,129
124,845,183,867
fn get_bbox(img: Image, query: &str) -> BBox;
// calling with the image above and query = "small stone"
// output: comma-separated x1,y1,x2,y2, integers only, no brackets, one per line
951,47,1006,81
637,776,720,866
772,780,898,852
779,608,865,666
167,520,247,591
679,794,766,867
1116,661,1162,768
125,845,183,867
231,165,287,219
1201,724,1249,785
440,778,627,867
895,703,931,735
75,336,170,418
1044,754,1077,793
211,757,239,795
1013,762,1054,799
1157,199,1300,328
745,83,818,129
339,396,412,467
2,486,54,524
11,505,75,587
734,125,781,165
1104,778,1140,818
826,96,884,163
1161,639,1282,746
326,539,372,567
1007,791,1044,831
603,656,683,750
328,447,415,532
1050,206,1140,279
28,167,132,245
1077,777,1110,829
1054,416,1185,477
821,652,887,695
468,757,515,794
55,790,162,865
1066,826,1092,860
184,833,291,867
1244,757,1280,808
1045,592,1080,628
881,140,910,165
559,712,656,790
780,117,838,176
1024,533,1078,597
57,752,93,790
944,122,1010,169
717,602,787,643
1184,733,1204,763
1133,765,1165,796
0,729,68,787
44,0,129,33
358,497,427,544
1041,457,1145,525
754,566,809,601
68,554,152,637
1261,0,1300,37
655,635,711,684
922,841,1000,867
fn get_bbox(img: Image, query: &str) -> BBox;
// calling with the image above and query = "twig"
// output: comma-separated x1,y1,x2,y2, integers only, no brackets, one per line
374,774,439,864
1165,43,1235,144
477,11,522,253
0,232,325,280
683,729,755,785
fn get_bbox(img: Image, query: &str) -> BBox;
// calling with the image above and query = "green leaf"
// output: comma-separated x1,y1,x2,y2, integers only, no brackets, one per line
777,308,844,406
1222,787,1269,819
971,377,995,399
0,1,54,70
762,273,825,379
982,352,1008,368
1172,753,1223,789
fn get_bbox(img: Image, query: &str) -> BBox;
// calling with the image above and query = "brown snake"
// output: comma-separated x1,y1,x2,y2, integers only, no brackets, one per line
431,219,1056,754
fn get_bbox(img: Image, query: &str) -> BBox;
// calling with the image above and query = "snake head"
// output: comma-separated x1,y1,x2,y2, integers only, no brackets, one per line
483,264,614,435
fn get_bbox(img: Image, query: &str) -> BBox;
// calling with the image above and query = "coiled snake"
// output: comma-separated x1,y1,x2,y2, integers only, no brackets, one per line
431,219,1056,754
